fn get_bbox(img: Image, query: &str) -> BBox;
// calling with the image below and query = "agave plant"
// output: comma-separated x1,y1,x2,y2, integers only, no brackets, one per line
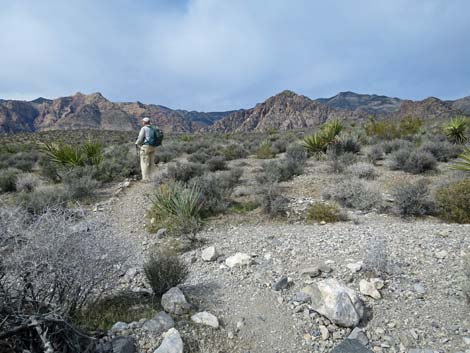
256,139,274,159
41,142,85,167
302,131,328,155
321,120,343,143
444,116,468,144
82,140,104,165
451,146,470,172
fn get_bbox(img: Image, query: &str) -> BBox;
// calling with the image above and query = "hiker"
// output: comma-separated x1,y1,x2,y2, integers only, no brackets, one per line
135,117,163,181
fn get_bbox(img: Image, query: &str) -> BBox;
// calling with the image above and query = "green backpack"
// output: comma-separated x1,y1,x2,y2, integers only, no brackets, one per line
146,126,164,147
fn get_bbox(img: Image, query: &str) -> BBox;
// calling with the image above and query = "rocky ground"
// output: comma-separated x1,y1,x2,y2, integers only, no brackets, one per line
97,155,470,353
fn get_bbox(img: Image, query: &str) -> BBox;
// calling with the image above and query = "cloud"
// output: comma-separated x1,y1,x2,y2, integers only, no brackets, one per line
0,0,469,110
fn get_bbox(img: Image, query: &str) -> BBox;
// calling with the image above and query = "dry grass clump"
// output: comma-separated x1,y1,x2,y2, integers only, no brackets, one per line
391,179,435,217
259,184,289,218
323,178,383,211
306,202,346,223
435,178,470,223
144,249,189,295
15,173,42,193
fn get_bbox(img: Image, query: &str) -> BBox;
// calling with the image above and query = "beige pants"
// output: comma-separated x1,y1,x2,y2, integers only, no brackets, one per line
139,145,156,181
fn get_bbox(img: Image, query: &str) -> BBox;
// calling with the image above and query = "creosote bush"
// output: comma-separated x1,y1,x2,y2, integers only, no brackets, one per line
62,166,101,200
206,156,227,172
306,202,346,223
144,249,189,296
367,145,384,164
324,178,383,211
256,140,275,159
18,185,70,214
392,179,435,217
388,148,437,174
0,167,21,193
167,162,205,183
15,173,41,193
347,162,378,180
259,184,289,218
327,151,358,174
435,178,470,223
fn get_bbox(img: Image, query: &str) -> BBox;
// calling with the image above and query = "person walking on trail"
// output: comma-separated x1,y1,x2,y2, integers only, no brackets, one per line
135,117,163,181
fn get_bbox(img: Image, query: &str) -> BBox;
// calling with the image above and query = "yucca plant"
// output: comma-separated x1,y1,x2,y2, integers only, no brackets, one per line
321,120,343,143
302,131,328,155
444,117,468,144
82,140,104,165
41,142,85,168
150,182,203,239
451,146,470,172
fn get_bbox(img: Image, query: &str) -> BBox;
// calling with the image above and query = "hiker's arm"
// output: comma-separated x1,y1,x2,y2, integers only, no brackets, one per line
135,128,145,145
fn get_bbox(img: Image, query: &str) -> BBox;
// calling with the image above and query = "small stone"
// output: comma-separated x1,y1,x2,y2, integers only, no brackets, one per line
112,336,136,353
111,321,129,332
463,337,470,345
332,339,374,353
236,319,245,331
201,246,219,262
320,325,329,340
191,311,219,328
413,283,426,297
300,266,321,278
156,228,167,239
227,331,235,339
161,287,190,315
346,262,363,273
320,220,327,225
435,250,448,259
272,276,289,291
225,253,251,268
142,312,174,334
348,328,369,346
359,279,381,299
292,291,310,303
153,328,183,353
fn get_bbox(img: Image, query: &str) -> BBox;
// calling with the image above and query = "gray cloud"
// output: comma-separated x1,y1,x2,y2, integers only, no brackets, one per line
0,0,469,110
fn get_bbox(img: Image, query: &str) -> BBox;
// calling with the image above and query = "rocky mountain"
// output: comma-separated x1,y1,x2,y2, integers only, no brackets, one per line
450,96,470,115
209,91,469,133
316,91,402,114
208,90,366,133
0,92,233,134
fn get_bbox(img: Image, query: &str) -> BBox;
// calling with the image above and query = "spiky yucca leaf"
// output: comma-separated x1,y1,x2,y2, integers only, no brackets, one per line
41,143,85,167
302,132,328,154
451,147,470,172
444,116,468,144
321,120,343,143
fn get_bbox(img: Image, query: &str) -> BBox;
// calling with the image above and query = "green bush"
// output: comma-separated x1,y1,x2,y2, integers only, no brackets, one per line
327,151,358,174
0,168,21,193
220,144,249,160
41,140,103,168
144,249,189,295
403,151,437,174
15,173,41,193
206,156,227,172
365,116,422,140
381,139,413,154
435,179,470,223
256,140,275,159
306,202,346,223
149,182,203,239
419,140,462,162
392,179,435,217
167,162,204,183
302,120,343,156
367,145,384,164
451,147,470,172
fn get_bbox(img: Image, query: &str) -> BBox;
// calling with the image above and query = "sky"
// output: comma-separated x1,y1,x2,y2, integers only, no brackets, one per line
0,0,469,111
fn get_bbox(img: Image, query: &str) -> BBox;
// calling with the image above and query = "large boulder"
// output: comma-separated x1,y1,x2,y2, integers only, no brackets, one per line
301,278,364,327
191,311,219,328
161,287,190,315
153,328,183,353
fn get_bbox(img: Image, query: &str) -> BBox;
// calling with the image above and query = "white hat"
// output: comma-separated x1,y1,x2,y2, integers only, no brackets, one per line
142,117,150,123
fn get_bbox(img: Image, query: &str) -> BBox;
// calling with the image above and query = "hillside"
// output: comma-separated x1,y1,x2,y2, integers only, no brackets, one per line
210,91,469,133
0,92,232,134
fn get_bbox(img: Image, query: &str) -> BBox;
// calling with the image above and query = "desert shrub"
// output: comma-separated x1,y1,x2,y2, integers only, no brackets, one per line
286,143,308,164
149,182,203,238
419,140,463,162
167,162,204,183
306,202,346,223
0,207,130,352
451,146,470,172
94,145,139,182
1,151,38,172
38,156,61,182
155,150,177,163
398,116,423,136
62,167,101,200
15,173,41,193
256,140,275,159
229,200,259,214
365,116,422,141
144,249,189,295
403,151,437,174
0,167,21,193
381,139,413,154
362,236,391,276
272,139,288,154
259,185,289,218
392,179,435,217
347,162,378,179
435,179,470,223
18,185,70,214
330,134,361,155
387,147,412,170
327,151,358,173
444,116,468,144
188,150,211,164
206,156,227,172
367,145,384,164
190,170,242,216
257,160,291,184
220,144,249,160
324,178,383,211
